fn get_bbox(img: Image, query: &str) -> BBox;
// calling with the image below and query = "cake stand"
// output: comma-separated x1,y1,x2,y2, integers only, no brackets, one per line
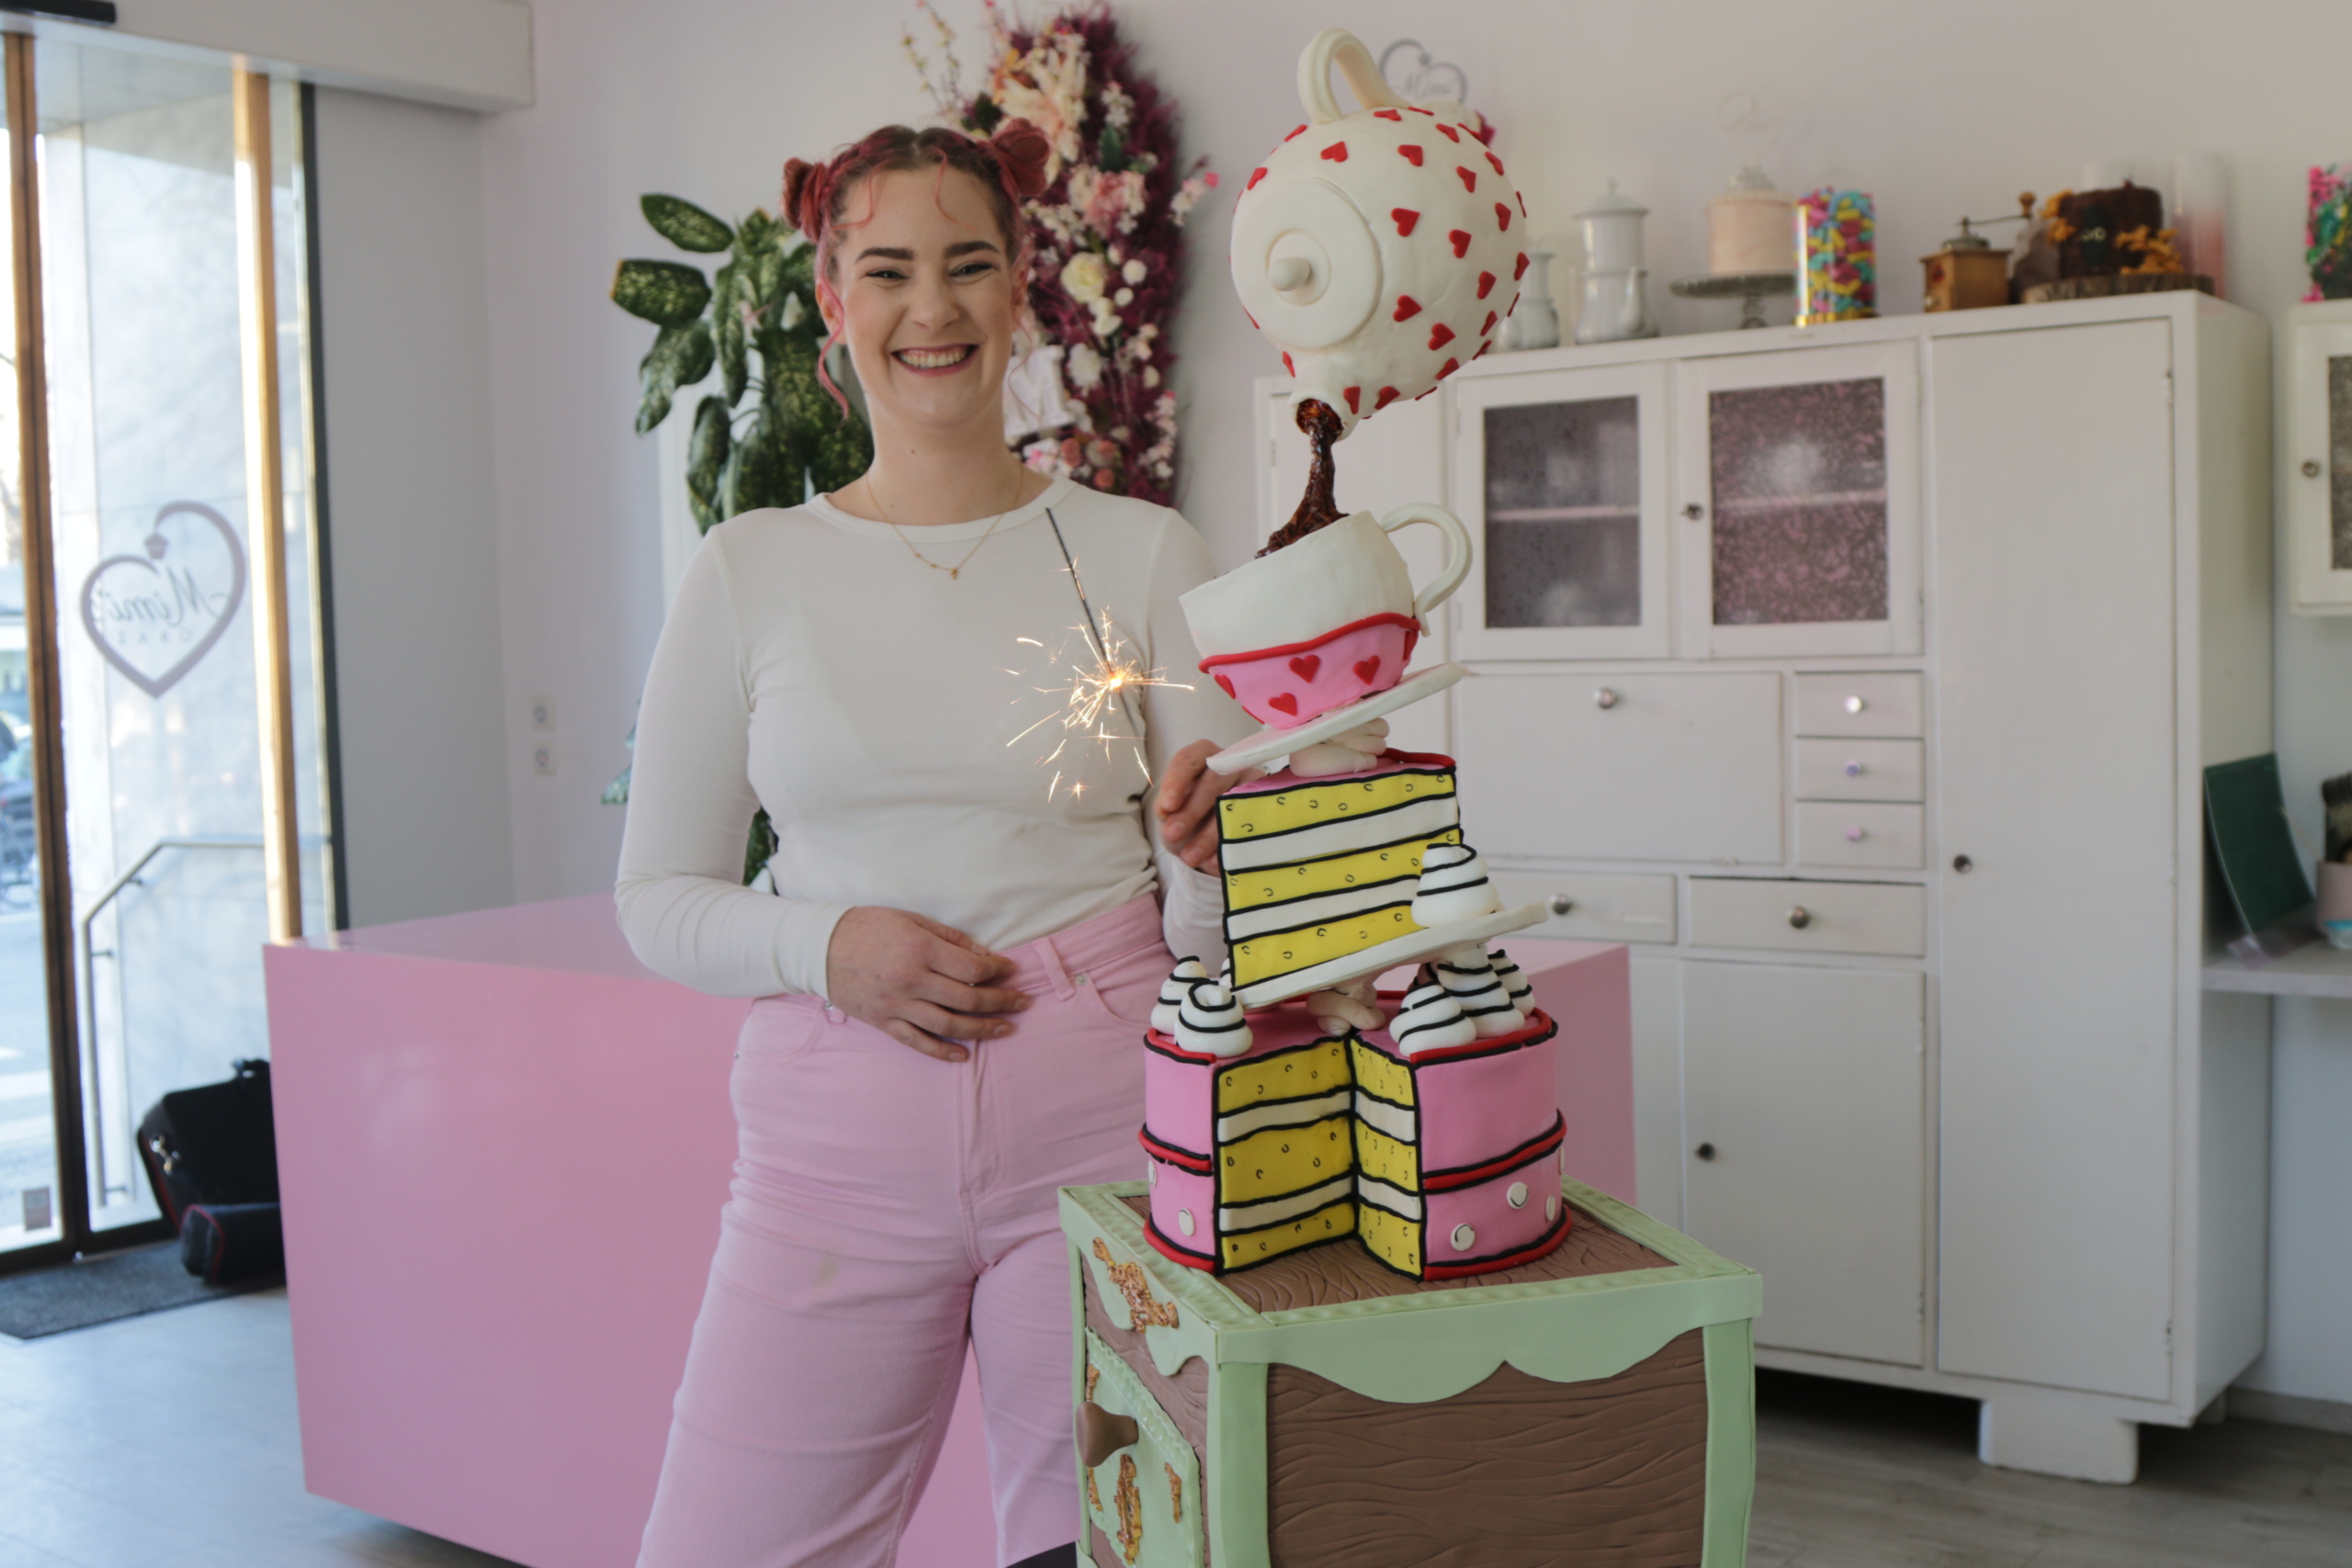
1668,269,1796,330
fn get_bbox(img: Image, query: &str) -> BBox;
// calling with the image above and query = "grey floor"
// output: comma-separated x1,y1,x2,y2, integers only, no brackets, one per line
2,1286,2347,1567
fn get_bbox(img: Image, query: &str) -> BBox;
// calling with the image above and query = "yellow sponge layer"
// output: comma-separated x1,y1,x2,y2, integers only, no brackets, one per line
1218,1116,1353,1204
1234,906,1425,990
1350,1039,1417,1109
1216,1038,1350,1114
1352,1121,1419,1191
1223,829,1460,912
1357,1202,1424,1276
1222,1199,1357,1270
1220,769,1454,841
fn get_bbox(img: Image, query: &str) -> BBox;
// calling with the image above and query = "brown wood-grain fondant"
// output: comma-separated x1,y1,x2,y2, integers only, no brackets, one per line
1117,1196,1673,1311
1264,1329,1710,1568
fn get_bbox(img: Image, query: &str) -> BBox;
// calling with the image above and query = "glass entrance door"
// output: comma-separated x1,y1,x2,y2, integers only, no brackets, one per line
0,39,334,1265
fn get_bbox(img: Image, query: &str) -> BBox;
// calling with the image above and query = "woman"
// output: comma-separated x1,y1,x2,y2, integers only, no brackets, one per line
616,118,1250,1568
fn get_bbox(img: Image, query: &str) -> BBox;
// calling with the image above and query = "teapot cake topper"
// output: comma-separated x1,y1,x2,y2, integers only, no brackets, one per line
1232,28,1527,550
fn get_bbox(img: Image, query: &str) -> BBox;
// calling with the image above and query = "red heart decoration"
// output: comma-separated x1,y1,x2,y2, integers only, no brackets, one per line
1374,386,1400,410
1342,387,1361,412
1428,322,1456,351
1214,673,1237,698
1281,352,1294,376
1392,208,1419,236
1519,192,1529,218
1246,167,1267,191
1454,166,1477,192
1393,295,1421,321
1374,108,1402,121
1353,656,1382,684
1288,654,1322,681
1481,310,1498,335
1496,202,1512,231
1448,229,1472,259
1514,252,1531,279
1476,270,1497,299
1398,144,1423,166
1319,141,1349,163
1486,151,1506,175
1435,122,1460,142
1267,693,1299,716
1438,356,1460,379
1283,124,1306,141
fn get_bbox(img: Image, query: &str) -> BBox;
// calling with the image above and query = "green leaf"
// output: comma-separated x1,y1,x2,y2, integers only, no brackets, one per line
753,245,786,308
635,321,715,434
742,809,778,886
601,763,631,806
737,208,779,253
686,396,730,529
967,93,1003,135
612,259,711,326
715,265,749,405
641,194,733,252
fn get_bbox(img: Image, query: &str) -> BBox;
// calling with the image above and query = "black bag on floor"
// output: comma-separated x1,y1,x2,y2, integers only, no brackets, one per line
179,1201,284,1284
137,1059,278,1231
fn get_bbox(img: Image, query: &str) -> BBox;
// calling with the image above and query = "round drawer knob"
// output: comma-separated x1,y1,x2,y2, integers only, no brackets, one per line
1695,1142,1717,1162
1682,502,1705,520
1952,854,1973,874
2305,458,2324,479
1787,906,1812,930
1507,1182,1529,1209
1845,825,1866,842
1547,894,1575,916
1844,694,1867,715
1076,1402,1140,1469
1593,688,1620,710
1844,761,1865,777
1451,1223,1477,1253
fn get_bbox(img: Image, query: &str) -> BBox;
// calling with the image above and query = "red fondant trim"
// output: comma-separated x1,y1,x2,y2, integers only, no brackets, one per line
1138,1126,1213,1173
1421,1207,1574,1280
1421,1112,1566,1192
1195,612,1422,670
1142,1218,1220,1272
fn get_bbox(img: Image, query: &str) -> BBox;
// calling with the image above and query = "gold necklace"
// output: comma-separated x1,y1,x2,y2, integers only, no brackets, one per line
873,468,1027,581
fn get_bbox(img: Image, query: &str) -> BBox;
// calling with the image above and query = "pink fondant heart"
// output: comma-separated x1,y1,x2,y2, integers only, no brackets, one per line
1267,693,1298,716
1353,656,1381,684
1288,655,1321,682
1214,673,1236,698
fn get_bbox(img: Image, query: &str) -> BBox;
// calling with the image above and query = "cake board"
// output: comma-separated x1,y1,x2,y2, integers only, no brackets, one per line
1230,899,1549,1010
1062,1177,1760,1567
1205,661,1466,776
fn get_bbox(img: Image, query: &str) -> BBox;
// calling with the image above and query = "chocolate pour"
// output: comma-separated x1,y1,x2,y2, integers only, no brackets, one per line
1259,398,1346,555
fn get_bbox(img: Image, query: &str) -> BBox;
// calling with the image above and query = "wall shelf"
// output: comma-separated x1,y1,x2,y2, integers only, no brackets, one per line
2202,941,2352,1000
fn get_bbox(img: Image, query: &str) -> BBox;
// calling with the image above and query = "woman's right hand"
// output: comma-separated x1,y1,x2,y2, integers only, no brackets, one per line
824,907,1031,1063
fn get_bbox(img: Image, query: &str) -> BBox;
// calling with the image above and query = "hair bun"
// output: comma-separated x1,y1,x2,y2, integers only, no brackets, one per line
989,117,1053,199
781,157,824,239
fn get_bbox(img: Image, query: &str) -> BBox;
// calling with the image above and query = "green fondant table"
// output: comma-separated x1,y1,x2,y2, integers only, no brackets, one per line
1062,1177,1760,1568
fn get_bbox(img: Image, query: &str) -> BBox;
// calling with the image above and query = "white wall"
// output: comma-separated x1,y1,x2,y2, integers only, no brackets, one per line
311,87,513,926
471,0,2352,1403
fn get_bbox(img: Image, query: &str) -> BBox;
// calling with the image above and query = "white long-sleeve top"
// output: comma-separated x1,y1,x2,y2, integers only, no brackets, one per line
615,479,1255,999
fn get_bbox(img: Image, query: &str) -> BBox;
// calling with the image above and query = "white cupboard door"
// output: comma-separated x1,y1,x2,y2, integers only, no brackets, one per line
1452,362,1673,660
1932,319,2177,1402
1681,961,1926,1366
1262,380,1451,752
1453,671,1781,864
2288,314,2352,614
1674,342,1922,660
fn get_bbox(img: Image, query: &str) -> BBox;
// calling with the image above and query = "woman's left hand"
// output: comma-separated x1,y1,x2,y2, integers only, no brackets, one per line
1156,739,1255,871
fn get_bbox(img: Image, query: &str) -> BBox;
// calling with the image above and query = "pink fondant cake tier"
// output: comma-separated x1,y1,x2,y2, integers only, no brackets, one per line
1199,612,1420,729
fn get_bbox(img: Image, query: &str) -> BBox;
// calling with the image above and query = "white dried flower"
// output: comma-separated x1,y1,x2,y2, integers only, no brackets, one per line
1121,258,1148,285
1114,287,1134,307
1143,366,1160,388
1060,251,1109,304
1065,342,1104,389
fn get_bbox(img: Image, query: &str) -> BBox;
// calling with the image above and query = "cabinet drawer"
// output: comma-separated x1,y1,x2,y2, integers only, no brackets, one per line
1792,672,1923,738
1455,671,1782,864
1794,738,1923,802
1688,877,1926,957
1490,869,1677,944
1795,803,1924,869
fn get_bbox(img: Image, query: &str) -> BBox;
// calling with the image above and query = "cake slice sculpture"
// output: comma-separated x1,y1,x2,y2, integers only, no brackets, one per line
1133,27,1555,1282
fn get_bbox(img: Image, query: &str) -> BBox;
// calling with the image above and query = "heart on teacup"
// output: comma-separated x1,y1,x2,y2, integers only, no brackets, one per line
1288,654,1321,682
78,502,247,698
1267,693,1299,716
1354,655,1382,685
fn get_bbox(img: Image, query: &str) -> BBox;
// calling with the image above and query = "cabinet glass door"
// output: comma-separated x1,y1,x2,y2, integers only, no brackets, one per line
1453,362,1670,660
1676,342,1920,658
2290,315,2352,614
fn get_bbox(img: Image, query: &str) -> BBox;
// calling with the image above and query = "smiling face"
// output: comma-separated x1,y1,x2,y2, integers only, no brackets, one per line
820,164,1023,444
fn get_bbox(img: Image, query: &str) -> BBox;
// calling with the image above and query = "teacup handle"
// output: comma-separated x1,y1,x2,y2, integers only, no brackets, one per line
1377,503,1473,633
1298,28,1408,126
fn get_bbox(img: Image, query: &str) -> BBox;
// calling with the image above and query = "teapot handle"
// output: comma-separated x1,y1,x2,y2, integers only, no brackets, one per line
1298,28,1409,125
1376,503,1473,633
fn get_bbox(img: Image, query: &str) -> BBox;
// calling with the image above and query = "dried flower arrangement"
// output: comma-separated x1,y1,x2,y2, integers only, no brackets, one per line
906,1,1217,504
2308,164,2352,301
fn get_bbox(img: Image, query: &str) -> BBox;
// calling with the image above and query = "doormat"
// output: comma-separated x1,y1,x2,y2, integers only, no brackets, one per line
0,1242,280,1339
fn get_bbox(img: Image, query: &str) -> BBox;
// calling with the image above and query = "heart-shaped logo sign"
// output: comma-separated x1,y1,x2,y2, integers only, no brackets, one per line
78,502,247,698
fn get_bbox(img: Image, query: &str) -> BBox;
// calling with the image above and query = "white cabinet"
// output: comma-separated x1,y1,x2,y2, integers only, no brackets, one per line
1253,291,2274,1481
2288,303,2352,614
1680,962,1926,1366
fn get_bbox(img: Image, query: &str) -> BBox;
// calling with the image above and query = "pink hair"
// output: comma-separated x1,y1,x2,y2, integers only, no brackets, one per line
781,120,1053,415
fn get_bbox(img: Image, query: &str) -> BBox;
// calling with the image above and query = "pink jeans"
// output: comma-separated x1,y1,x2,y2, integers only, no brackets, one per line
636,894,1169,1568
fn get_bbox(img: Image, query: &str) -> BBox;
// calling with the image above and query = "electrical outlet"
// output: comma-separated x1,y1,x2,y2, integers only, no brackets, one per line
23,1185,51,1231
529,695,557,731
532,744,556,776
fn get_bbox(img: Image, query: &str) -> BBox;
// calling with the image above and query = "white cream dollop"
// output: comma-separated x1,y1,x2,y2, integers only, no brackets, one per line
1429,945,1523,1037
1390,976,1478,1057
1151,955,1210,1035
1488,946,1534,1013
1176,979,1253,1058
1410,840,1504,927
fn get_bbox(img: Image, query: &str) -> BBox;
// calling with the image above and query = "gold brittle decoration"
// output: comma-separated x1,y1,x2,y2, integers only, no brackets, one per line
1093,1237,1180,1330
1115,1454,1143,1563
1086,1467,1102,1512
1166,1462,1182,1521
1086,1363,1101,1402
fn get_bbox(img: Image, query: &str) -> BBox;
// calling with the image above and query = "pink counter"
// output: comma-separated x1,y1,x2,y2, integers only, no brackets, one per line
264,898,1631,1568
